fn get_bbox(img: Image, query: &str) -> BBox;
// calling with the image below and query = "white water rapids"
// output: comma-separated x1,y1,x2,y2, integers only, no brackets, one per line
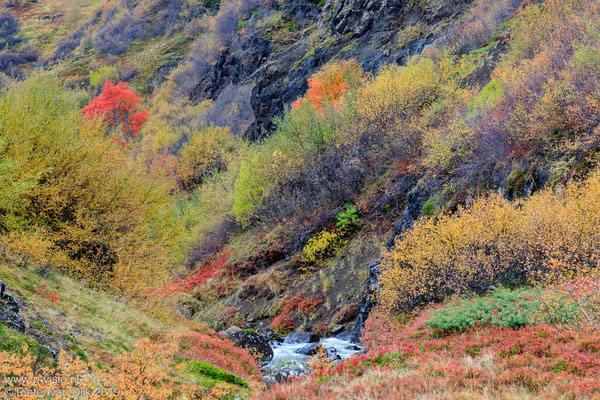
266,336,362,367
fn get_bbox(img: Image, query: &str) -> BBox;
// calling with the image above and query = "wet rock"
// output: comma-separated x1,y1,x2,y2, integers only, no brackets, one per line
229,330,274,367
284,331,319,344
0,280,25,332
387,185,429,248
394,37,435,66
295,343,319,356
352,259,380,341
323,347,342,362
335,331,354,341
345,345,361,351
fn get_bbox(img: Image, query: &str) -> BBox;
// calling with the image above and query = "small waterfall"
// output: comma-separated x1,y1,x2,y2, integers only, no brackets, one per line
352,259,380,341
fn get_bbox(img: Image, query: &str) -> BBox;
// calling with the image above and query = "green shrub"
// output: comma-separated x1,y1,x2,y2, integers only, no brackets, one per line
426,287,539,332
73,91,91,109
301,204,360,268
336,203,360,235
89,65,118,88
421,197,437,216
0,325,38,354
468,79,502,115
187,360,249,388
70,344,89,362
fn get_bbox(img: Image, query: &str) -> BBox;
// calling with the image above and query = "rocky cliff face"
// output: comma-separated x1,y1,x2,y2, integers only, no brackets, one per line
0,280,24,332
190,0,474,141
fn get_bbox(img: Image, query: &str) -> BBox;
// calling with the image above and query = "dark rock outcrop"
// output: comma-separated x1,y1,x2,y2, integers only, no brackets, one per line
331,325,344,335
387,185,430,248
258,327,281,343
187,0,475,141
335,330,354,341
228,330,274,367
0,280,25,332
323,0,382,37
352,259,380,341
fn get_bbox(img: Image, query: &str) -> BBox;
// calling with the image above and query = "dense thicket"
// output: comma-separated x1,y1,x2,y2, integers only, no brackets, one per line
0,76,188,294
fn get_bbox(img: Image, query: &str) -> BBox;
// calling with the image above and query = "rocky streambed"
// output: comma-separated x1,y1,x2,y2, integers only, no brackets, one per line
262,331,362,387
222,327,363,387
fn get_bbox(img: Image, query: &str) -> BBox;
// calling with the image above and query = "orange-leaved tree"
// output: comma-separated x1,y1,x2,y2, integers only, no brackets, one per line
291,59,365,112
82,81,148,145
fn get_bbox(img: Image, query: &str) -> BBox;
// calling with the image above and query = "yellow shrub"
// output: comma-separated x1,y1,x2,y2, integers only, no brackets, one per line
397,22,428,49
354,59,439,137
379,169,600,325
352,54,469,158
0,75,188,294
177,125,238,191
89,65,118,88
302,229,347,268
423,118,475,171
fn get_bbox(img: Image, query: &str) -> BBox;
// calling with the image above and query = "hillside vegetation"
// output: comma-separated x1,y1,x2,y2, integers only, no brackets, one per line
1,0,600,398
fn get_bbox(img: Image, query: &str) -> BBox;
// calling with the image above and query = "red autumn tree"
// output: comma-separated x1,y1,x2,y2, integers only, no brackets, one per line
82,81,148,145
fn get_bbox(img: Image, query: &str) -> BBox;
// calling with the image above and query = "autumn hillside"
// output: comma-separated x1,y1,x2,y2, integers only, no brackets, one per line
0,260,262,398
2,0,600,398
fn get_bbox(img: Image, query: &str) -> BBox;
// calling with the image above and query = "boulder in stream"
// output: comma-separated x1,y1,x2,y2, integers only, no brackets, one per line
284,331,319,344
228,330,274,367
295,343,319,356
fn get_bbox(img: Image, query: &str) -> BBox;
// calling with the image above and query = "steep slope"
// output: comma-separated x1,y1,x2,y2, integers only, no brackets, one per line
0,260,262,398
3,0,600,397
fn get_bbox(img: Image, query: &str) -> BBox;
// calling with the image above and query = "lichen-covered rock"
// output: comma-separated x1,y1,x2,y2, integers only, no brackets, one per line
262,361,310,388
222,326,243,338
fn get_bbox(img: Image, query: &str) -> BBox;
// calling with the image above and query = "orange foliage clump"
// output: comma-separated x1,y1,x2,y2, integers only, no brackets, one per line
291,59,365,112
271,292,323,334
0,328,263,398
0,338,188,400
